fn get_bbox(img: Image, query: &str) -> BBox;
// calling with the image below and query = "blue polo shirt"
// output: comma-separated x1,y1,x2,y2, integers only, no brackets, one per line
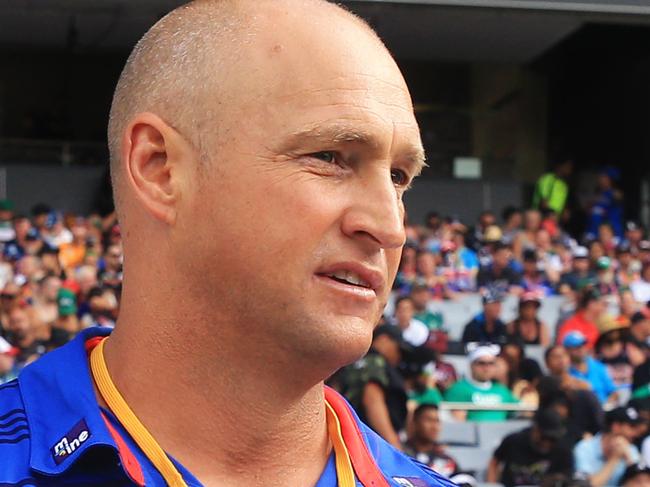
0,328,453,486
569,356,617,403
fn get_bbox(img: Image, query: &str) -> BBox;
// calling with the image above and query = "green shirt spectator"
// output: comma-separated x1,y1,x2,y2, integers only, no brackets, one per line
409,386,443,406
444,377,518,421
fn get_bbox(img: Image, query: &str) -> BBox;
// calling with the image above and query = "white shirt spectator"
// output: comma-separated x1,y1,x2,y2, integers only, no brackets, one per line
631,279,650,304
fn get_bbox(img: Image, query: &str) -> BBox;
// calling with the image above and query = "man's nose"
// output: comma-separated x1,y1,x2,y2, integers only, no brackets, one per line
340,170,406,250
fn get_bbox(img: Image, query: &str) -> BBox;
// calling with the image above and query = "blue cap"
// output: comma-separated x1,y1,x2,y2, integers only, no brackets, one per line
563,331,587,348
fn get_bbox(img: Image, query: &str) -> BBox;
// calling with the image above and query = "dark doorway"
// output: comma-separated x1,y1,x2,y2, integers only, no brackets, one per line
538,24,650,233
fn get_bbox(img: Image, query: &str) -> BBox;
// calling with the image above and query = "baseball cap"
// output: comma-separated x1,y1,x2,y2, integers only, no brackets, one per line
0,336,19,357
563,331,587,348
467,343,500,363
606,406,645,427
57,288,77,317
626,221,642,232
572,246,589,259
596,256,611,270
533,408,566,440
639,240,650,252
520,291,541,307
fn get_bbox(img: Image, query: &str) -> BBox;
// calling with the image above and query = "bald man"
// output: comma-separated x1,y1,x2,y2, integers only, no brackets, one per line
0,1,454,485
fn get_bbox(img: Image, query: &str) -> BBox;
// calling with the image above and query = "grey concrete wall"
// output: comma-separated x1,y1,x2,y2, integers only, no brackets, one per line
2,163,107,215
404,178,524,225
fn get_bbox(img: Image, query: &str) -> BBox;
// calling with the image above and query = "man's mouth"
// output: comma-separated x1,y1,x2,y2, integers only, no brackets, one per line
323,270,372,289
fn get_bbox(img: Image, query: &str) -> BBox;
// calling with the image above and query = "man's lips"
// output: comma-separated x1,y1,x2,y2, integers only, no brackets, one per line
315,262,385,293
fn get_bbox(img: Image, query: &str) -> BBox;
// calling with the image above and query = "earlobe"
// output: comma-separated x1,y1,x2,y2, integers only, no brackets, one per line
121,113,187,225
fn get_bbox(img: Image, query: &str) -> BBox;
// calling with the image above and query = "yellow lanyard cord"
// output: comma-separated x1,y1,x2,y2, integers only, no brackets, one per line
90,338,187,487
325,401,357,487
90,337,357,487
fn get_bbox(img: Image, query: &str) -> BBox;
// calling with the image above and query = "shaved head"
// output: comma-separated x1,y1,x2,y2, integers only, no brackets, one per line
107,0,380,216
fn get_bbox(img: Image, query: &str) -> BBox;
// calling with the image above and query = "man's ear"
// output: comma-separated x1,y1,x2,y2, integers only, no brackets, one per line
120,112,195,225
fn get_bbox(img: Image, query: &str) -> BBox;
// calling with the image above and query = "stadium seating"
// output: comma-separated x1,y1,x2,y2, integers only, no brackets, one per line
439,421,477,446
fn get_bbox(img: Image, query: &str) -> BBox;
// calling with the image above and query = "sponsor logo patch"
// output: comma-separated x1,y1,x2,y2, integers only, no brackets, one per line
51,419,91,465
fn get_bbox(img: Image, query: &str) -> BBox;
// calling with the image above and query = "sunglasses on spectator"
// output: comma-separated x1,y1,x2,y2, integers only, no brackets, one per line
474,360,495,366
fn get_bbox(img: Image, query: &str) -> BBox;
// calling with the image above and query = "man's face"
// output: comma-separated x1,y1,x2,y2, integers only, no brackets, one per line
414,408,441,444
480,214,495,229
573,257,589,273
567,345,587,363
395,299,415,328
175,13,423,370
471,356,496,382
411,288,430,310
8,308,31,339
416,253,436,276
493,249,510,269
484,301,501,321
546,346,570,375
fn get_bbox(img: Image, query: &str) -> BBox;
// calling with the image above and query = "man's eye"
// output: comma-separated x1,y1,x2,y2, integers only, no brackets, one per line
310,151,337,163
391,168,409,186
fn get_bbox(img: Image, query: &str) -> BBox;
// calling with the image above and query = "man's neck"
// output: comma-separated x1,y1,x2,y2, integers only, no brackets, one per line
103,294,331,486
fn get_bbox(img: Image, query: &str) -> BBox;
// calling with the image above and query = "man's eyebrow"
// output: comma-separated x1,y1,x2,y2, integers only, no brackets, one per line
287,124,378,147
285,123,427,174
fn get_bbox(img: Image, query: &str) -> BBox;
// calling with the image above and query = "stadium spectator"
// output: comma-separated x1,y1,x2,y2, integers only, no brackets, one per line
30,274,61,339
410,281,444,331
563,331,618,404
587,167,624,239
513,209,542,261
486,408,573,486
477,242,523,294
538,376,603,445
545,345,591,392
520,248,554,296
444,344,518,421
557,288,606,350
403,404,459,477
507,292,551,346
628,312,650,355
5,305,47,368
574,406,643,486
391,296,429,347
595,318,645,389
501,206,523,246
532,158,573,217
340,325,409,449
559,246,596,294
631,262,650,305
618,289,641,326
462,289,508,344
417,251,451,299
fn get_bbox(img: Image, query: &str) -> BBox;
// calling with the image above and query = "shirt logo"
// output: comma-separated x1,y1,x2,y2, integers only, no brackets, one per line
51,419,91,465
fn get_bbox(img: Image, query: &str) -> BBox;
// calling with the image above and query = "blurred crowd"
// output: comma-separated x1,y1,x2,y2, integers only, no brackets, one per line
328,164,650,486
0,200,121,383
3,161,650,486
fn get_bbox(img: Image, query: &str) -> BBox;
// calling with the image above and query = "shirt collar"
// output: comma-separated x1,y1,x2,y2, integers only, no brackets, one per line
19,327,116,476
